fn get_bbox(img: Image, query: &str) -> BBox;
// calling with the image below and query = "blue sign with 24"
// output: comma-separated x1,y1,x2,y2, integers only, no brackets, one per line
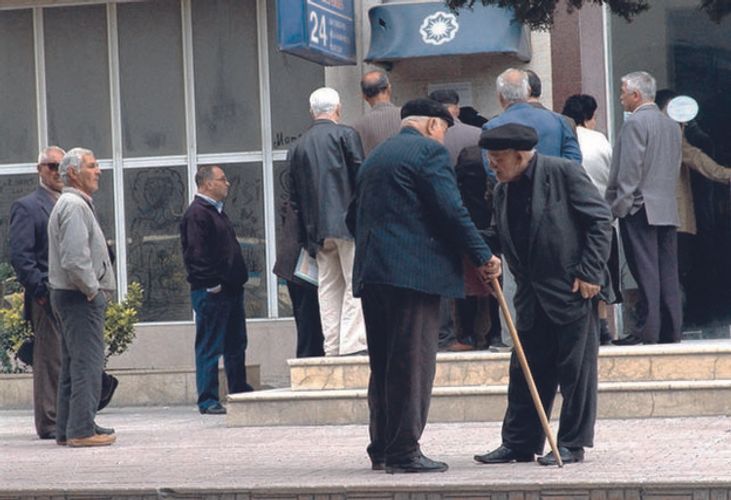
277,0,357,66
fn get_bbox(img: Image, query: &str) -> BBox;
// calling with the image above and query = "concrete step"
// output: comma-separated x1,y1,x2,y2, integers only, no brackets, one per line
227,379,731,426
0,365,260,410
289,342,731,390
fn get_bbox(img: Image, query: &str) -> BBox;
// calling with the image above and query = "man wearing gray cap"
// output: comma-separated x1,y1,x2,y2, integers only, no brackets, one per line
48,147,116,447
350,98,501,474
474,123,612,466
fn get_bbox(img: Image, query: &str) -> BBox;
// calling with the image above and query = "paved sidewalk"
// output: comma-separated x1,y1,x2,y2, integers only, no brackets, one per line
1,407,731,498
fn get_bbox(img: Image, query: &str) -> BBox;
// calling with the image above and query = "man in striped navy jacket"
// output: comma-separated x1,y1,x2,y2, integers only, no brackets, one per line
350,98,501,474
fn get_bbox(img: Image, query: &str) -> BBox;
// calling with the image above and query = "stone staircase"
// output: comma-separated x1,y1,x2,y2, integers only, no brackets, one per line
227,341,731,426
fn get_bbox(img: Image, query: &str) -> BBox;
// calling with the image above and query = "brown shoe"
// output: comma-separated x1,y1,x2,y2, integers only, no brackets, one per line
446,341,473,352
67,433,116,447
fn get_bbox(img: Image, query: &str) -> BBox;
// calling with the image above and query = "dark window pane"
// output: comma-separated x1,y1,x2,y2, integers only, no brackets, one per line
92,168,116,247
273,160,292,317
0,174,41,266
44,5,112,158
267,1,324,150
192,0,261,153
124,166,190,322
118,0,186,157
0,10,37,163
215,163,267,318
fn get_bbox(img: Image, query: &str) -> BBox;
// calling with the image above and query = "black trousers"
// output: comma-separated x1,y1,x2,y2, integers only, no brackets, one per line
454,295,502,348
361,284,440,463
619,207,682,343
286,281,324,358
502,302,598,455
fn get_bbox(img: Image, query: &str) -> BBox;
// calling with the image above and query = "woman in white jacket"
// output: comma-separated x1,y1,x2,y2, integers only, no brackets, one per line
562,94,620,345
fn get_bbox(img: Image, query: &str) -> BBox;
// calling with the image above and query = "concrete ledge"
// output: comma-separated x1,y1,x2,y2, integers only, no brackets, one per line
227,379,731,426
289,342,731,391
0,366,260,410
4,484,731,499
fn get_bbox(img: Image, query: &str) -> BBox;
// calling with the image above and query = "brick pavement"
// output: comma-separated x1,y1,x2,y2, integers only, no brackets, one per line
1,407,730,499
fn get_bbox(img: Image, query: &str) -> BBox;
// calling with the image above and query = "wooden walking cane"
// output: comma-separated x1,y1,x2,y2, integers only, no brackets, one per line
491,278,564,467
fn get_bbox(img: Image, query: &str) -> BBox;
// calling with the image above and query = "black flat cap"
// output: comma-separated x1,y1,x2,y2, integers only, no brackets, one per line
479,123,538,151
401,98,454,127
428,89,459,105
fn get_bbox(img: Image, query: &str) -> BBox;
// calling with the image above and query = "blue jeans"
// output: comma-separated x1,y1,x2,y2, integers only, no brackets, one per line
191,288,249,410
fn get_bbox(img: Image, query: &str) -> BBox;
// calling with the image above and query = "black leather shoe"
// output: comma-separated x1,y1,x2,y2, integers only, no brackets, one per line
98,373,119,411
95,424,115,435
474,445,534,464
612,335,642,346
537,446,585,466
371,460,385,471
199,403,227,415
385,454,449,474
39,432,56,440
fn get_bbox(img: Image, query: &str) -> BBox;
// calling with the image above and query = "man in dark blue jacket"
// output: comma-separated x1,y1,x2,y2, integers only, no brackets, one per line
10,146,65,439
483,68,581,164
180,165,253,415
350,99,501,474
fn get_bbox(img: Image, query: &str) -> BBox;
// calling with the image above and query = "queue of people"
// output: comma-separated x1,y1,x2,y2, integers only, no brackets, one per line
8,66,727,471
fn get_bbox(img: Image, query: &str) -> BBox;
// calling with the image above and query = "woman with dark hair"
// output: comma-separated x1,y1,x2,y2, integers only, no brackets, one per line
562,95,610,194
562,94,619,345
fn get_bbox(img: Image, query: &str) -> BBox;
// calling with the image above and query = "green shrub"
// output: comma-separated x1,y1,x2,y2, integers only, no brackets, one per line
0,263,143,373
104,282,143,362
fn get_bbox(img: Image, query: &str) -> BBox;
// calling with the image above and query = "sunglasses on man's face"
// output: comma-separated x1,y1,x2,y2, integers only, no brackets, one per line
41,162,60,170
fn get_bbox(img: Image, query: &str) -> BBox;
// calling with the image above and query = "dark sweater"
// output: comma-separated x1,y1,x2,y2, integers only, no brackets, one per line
180,197,248,292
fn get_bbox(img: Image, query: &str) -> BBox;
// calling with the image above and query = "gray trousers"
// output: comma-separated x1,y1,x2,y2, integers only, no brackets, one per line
50,289,106,440
620,206,682,343
29,298,62,438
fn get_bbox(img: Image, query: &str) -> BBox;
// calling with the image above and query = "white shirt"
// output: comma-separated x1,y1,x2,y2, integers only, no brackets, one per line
577,126,612,196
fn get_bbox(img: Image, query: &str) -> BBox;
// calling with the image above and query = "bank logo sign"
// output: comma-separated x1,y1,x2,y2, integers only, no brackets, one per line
419,11,459,46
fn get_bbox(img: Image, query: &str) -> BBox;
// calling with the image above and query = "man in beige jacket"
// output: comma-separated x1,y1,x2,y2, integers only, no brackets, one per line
48,148,116,447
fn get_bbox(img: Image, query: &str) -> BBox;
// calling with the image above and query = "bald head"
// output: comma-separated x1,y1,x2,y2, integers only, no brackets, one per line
361,70,392,106
496,68,529,109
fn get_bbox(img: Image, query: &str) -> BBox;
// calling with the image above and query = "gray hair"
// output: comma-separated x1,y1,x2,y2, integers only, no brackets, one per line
621,71,656,101
496,68,530,104
401,116,430,128
59,147,94,181
38,146,65,165
309,87,340,115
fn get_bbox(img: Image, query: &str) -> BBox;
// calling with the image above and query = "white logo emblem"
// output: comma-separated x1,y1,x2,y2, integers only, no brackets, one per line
419,11,459,46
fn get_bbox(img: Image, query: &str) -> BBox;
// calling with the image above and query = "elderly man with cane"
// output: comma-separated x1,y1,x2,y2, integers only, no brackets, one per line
474,124,613,466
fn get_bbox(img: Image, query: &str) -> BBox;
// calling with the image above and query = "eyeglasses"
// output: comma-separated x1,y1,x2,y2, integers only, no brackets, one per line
40,162,60,170
212,176,228,183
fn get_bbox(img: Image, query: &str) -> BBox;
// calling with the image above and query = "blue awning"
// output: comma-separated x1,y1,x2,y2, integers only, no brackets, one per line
365,2,531,63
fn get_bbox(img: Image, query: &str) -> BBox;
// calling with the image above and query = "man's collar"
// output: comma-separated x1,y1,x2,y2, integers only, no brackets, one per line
39,179,61,200
633,102,657,113
504,101,530,111
195,193,224,213
62,186,94,208
371,101,396,110
511,154,537,183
